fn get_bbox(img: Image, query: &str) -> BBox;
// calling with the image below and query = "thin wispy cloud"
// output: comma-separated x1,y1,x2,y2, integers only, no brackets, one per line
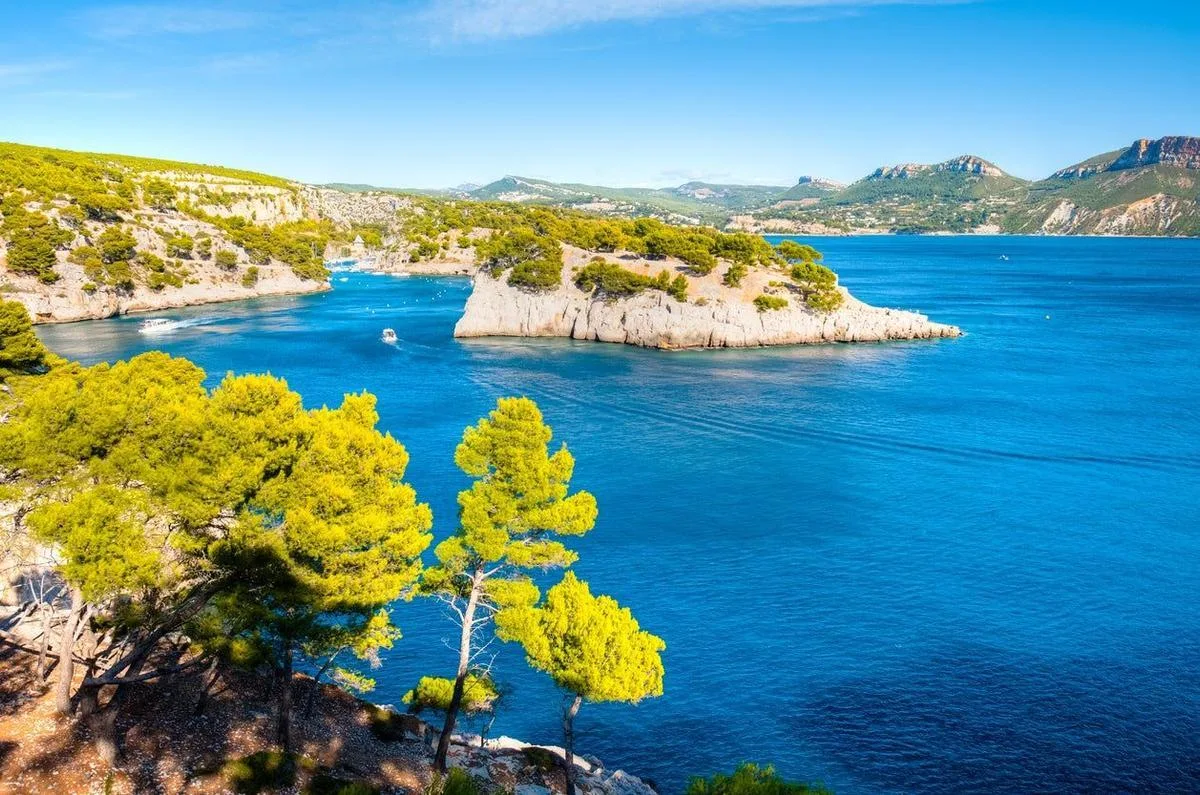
0,60,73,85
423,0,963,40
79,4,265,38
204,52,281,74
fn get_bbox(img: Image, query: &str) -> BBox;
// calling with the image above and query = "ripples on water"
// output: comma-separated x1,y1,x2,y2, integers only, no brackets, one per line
36,237,1200,793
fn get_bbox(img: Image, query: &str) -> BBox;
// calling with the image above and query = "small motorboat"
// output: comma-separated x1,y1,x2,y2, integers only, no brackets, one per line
138,318,176,334
381,328,398,344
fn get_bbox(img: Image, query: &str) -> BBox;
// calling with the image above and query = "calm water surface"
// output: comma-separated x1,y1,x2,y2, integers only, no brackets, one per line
37,237,1200,793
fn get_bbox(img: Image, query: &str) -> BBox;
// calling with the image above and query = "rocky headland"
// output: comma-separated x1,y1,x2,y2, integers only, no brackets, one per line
454,246,960,349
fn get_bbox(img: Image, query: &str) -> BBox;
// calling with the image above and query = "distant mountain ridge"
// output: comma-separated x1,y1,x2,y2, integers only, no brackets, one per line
308,137,1200,236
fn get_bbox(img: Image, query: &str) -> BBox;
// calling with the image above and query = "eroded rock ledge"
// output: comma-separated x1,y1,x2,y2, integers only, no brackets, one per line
454,272,961,349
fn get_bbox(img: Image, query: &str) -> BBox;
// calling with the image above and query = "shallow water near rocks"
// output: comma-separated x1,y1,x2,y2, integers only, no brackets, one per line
37,236,1200,793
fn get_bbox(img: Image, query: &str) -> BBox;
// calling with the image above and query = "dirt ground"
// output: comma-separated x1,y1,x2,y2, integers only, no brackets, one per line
0,645,432,794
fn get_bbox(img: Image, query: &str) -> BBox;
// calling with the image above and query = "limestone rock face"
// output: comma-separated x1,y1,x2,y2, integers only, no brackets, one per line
1111,136,1200,171
454,273,961,349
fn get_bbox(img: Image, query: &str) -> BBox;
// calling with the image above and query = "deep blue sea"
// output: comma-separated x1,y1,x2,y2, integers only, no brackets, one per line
36,236,1200,794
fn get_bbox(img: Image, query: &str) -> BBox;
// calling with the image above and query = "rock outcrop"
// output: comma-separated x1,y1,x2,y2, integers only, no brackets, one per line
8,263,327,324
454,270,960,349
447,735,656,795
1110,136,1200,171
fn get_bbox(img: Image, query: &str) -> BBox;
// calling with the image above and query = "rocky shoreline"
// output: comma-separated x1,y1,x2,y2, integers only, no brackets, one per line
13,269,329,324
454,270,961,349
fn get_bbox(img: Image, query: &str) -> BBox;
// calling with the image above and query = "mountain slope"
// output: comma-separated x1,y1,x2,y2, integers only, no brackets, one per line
0,141,347,321
1004,137,1200,235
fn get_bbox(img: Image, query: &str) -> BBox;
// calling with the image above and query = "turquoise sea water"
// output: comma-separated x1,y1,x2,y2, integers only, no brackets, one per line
36,237,1200,793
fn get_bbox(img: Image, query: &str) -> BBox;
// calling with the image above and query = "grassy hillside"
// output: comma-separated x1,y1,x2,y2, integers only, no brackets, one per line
0,141,337,301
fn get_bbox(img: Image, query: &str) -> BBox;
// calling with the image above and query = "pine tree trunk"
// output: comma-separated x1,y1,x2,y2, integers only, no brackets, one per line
35,604,51,680
563,694,583,795
195,656,221,717
276,642,294,752
54,587,83,715
434,573,481,773
303,651,339,719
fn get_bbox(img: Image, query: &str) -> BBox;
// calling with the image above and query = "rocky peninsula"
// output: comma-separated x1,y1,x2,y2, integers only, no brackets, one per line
453,246,960,349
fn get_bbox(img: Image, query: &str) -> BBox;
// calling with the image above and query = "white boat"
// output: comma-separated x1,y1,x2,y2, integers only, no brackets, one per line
381,328,398,343
138,318,177,334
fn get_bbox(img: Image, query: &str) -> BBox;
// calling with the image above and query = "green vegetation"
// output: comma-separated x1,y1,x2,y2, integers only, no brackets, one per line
2,210,70,283
165,231,194,258
575,260,678,299
427,768,484,795
688,764,833,795
0,308,434,756
0,299,51,376
97,226,137,263
474,227,563,291
0,302,835,791
723,261,748,287
422,396,598,772
754,294,789,312
183,208,329,281
404,674,498,714
222,751,313,794
401,198,820,301
0,141,294,200
215,248,238,269
0,141,329,293
496,571,665,795
242,265,260,287
777,242,842,311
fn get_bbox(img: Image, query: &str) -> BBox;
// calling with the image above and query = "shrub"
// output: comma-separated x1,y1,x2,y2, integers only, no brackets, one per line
687,763,832,795
215,249,238,269
69,245,106,283
754,294,789,312
2,212,71,282
221,751,314,795
97,226,137,263
105,260,135,291
476,228,559,274
575,261,658,297
668,274,688,302
138,251,166,272
5,226,58,280
427,768,483,795
142,178,177,211
58,204,86,230
165,232,194,258
507,258,561,291
79,192,130,222
805,290,843,312
195,236,212,259
723,262,748,287
242,266,260,287
147,271,183,291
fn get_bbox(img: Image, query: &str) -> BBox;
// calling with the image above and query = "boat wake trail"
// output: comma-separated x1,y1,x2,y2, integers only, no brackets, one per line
137,316,221,335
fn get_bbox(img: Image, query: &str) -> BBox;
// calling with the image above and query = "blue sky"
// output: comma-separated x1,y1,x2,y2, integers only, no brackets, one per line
1,0,1198,188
